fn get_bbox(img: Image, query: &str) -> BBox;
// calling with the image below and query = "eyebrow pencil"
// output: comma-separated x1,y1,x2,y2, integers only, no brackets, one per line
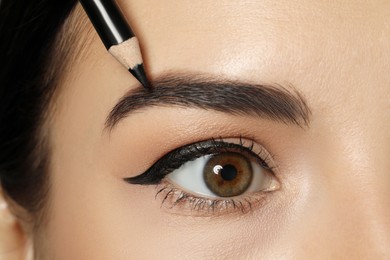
79,0,150,89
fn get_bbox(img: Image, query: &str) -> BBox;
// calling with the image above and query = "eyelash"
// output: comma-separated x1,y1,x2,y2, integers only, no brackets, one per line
153,183,273,217
125,137,278,216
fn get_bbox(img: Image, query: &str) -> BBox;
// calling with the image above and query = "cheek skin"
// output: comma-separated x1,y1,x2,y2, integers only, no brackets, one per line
42,0,390,258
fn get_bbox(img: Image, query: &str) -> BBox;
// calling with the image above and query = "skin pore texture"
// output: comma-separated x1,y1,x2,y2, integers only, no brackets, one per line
2,0,390,259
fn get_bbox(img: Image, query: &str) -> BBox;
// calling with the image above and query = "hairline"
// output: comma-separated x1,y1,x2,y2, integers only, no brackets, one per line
28,3,95,230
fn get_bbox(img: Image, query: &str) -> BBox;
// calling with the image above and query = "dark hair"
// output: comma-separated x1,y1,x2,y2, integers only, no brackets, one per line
0,0,77,219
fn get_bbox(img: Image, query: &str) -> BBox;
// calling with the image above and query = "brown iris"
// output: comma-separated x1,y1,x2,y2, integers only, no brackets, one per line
203,152,253,197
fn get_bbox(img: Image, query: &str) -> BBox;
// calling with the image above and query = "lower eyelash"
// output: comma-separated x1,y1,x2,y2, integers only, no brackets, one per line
155,182,271,217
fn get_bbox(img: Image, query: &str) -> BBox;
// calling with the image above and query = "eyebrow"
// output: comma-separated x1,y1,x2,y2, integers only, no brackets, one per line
105,73,311,130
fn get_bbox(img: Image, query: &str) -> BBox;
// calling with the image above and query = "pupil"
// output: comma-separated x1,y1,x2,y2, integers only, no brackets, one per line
219,164,237,181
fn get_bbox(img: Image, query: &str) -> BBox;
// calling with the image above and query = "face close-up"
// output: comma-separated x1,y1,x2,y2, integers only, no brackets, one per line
0,0,389,259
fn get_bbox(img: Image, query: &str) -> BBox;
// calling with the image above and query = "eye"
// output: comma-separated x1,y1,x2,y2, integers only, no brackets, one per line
167,151,276,198
125,137,279,215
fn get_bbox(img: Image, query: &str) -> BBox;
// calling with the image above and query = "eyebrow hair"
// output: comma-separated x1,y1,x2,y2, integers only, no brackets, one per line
105,73,311,130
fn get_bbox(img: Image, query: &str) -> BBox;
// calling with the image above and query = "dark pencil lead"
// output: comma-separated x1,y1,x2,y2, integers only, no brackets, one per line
80,0,151,89
129,64,152,90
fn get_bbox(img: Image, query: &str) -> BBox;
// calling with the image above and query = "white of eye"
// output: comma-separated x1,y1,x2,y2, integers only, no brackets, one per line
167,153,275,198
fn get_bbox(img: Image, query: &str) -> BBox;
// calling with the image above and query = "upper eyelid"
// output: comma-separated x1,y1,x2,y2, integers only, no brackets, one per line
124,137,275,185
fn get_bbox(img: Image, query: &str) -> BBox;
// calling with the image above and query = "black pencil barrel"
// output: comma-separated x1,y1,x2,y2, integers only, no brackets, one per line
79,0,134,49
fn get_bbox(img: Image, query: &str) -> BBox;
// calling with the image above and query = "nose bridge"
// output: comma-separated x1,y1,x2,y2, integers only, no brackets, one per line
323,119,390,255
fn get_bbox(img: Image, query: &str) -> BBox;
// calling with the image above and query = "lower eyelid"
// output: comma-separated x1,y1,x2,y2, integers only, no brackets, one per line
155,180,278,217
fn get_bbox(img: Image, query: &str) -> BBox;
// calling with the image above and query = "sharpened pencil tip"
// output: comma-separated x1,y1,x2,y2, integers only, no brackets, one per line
129,64,151,90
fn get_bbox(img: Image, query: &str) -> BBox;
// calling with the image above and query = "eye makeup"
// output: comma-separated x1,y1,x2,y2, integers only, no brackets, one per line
125,137,275,185
124,137,280,216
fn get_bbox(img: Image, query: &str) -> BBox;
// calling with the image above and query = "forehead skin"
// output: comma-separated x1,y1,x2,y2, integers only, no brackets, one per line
46,0,390,259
